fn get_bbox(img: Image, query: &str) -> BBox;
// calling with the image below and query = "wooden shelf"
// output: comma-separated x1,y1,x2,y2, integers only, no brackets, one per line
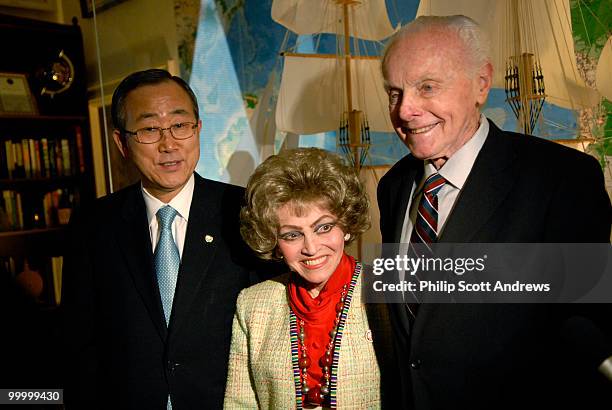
0,226,65,236
0,115,88,135
0,176,80,189
0,114,87,122
0,226,68,257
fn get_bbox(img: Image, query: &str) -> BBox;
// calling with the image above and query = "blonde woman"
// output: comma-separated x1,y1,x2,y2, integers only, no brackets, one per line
224,148,395,409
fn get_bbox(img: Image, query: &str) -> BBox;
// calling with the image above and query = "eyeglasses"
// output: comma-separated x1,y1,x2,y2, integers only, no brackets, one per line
123,122,197,144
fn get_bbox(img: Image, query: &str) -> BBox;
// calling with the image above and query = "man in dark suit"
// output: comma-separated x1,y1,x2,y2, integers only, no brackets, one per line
378,15,612,409
62,69,271,409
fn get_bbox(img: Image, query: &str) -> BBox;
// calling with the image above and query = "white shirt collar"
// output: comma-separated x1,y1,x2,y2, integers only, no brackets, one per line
142,173,195,224
423,114,489,190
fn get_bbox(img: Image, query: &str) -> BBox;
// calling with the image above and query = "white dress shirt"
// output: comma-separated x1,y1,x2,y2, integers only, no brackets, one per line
401,115,489,243
142,173,195,258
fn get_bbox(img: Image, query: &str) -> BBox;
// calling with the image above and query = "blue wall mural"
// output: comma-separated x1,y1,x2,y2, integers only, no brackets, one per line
190,0,588,184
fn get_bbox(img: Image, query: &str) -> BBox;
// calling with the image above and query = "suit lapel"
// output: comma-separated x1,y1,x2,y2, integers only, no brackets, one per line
169,175,219,335
381,157,422,343
440,121,518,243
117,185,167,340
385,124,518,344
389,156,422,243
412,122,518,343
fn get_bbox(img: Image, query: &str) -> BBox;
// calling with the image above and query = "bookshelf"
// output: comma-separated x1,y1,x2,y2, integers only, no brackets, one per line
0,13,95,389
0,14,94,310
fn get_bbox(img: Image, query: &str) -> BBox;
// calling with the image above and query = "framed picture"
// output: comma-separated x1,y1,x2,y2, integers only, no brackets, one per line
0,0,55,11
0,73,38,116
88,98,140,196
80,0,127,18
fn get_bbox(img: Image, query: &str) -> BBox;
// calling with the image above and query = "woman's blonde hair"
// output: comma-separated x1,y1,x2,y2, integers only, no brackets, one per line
240,148,370,260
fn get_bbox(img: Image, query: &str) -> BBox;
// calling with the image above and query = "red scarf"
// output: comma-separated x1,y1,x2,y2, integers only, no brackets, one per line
287,252,355,391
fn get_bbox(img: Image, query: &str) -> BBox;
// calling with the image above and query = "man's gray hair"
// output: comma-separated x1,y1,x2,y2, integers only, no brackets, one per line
382,15,491,76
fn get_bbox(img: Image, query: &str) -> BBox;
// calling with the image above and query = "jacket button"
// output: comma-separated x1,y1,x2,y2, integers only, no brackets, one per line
410,359,422,369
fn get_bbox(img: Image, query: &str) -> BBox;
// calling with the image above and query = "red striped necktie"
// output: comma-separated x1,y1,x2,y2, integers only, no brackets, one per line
406,172,447,318
410,172,447,247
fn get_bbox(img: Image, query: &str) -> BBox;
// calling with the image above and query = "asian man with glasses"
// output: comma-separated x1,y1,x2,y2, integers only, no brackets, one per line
62,69,276,409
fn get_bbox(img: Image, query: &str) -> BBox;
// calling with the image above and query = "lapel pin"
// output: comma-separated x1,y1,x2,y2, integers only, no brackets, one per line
204,234,214,243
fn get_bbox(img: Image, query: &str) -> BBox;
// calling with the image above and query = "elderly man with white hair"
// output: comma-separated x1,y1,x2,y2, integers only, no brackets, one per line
378,15,611,410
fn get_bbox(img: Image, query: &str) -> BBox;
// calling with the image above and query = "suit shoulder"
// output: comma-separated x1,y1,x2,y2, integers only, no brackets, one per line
503,129,600,172
72,182,140,223
237,273,289,309
196,174,244,196
379,154,416,190
90,181,136,203
192,176,247,222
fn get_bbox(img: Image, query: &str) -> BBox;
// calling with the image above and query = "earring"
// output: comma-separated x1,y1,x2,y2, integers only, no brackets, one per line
344,233,351,241
275,248,284,259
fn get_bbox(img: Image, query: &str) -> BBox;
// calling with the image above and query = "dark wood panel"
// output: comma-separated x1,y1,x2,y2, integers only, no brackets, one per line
0,227,68,257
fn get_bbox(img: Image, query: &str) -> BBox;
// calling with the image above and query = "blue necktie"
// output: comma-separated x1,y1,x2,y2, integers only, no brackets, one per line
154,205,180,325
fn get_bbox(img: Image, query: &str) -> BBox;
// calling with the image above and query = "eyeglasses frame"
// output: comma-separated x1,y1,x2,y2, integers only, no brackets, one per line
122,121,198,144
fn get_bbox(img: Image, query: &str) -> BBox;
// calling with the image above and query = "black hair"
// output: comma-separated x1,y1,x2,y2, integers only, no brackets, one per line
111,69,199,134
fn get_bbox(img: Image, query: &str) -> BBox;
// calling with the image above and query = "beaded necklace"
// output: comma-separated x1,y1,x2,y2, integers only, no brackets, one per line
289,263,361,409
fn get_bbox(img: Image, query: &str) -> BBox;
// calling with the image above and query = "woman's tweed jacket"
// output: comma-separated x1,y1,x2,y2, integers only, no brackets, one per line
223,271,394,409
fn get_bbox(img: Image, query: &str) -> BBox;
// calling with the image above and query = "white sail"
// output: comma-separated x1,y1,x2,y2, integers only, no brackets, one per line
596,36,612,101
249,72,277,161
276,54,393,135
272,0,396,41
416,0,600,110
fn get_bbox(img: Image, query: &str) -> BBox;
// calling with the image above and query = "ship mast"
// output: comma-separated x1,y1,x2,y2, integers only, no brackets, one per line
273,0,394,165
338,0,370,170
504,0,546,135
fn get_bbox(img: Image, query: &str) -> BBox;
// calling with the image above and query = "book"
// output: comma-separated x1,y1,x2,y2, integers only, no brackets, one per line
14,140,24,178
15,191,23,229
2,190,16,230
2,191,12,229
21,139,31,178
54,139,63,177
0,140,7,179
0,195,9,231
41,138,50,178
34,139,42,178
51,256,63,305
47,139,57,177
75,125,86,173
13,141,25,178
60,139,71,176
29,139,38,178
4,140,14,178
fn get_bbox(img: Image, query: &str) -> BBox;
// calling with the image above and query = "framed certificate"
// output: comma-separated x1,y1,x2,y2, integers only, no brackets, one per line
0,73,38,116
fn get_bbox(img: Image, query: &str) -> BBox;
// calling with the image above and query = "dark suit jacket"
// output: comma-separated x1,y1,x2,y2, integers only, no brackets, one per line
377,120,612,410
62,173,272,409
